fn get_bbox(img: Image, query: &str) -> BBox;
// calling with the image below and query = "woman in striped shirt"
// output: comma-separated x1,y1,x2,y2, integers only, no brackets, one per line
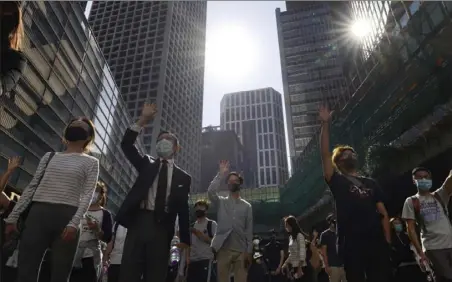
282,215,307,281
4,117,100,282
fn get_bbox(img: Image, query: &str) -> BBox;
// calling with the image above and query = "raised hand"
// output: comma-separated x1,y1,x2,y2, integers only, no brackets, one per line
319,105,332,122
7,156,21,172
140,103,157,121
219,160,230,176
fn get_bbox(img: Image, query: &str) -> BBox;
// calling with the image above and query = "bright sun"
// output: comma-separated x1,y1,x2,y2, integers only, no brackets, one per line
205,25,257,79
351,19,371,38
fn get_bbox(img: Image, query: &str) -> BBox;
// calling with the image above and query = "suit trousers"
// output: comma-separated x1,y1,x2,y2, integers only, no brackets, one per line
216,249,248,282
119,210,170,282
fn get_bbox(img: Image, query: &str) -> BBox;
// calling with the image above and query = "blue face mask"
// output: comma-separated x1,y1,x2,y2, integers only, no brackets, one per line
394,224,403,233
415,179,432,191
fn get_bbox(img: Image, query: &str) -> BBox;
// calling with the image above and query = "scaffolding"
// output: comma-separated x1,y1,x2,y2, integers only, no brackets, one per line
281,2,452,219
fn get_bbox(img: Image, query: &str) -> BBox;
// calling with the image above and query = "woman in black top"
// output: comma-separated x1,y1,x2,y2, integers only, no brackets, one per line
390,217,427,282
1,1,27,98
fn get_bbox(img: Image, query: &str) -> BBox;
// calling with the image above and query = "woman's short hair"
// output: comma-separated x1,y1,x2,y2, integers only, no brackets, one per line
63,117,96,152
96,181,107,207
2,1,24,51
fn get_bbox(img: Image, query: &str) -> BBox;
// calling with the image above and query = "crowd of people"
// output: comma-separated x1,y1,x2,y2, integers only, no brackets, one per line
2,2,452,282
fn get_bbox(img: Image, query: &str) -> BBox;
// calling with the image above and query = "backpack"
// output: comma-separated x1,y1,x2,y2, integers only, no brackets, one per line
411,192,452,232
191,219,216,261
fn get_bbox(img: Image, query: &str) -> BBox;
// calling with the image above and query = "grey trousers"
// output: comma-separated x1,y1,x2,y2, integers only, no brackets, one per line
17,202,79,282
119,210,170,282
426,248,452,281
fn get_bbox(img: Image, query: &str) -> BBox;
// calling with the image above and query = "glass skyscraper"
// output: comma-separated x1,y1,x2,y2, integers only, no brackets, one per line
220,88,289,188
276,3,349,161
0,2,146,213
88,1,207,191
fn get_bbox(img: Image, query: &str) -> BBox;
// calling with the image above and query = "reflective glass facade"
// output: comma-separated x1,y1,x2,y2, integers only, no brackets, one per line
276,3,349,160
0,2,146,213
88,1,207,191
220,88,289,188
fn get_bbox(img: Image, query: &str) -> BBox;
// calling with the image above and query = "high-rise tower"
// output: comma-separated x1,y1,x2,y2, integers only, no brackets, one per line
89,1,207,190
276,2,349,163
220,88,289,188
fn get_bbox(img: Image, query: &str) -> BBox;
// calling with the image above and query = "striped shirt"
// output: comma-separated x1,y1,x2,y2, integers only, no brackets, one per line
287,233,307,267
5,152,99,229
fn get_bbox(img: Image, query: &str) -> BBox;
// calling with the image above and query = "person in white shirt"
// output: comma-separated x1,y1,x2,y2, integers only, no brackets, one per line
104,223,128,282
71,181,113,282
402,167,452,281
281,216,306,281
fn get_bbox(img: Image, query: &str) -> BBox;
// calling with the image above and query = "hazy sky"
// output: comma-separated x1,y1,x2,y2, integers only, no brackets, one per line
203,1,286,127
86,1,287,127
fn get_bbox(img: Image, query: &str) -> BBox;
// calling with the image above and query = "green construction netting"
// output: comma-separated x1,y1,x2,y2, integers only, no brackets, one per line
280,5,452,216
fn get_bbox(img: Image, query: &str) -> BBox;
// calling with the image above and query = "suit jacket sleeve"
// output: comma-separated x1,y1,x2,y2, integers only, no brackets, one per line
121,127,145,171
178,175,191,246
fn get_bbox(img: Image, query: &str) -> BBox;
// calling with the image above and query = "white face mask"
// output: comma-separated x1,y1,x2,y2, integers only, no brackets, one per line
92,192,99,203
156,139,174,158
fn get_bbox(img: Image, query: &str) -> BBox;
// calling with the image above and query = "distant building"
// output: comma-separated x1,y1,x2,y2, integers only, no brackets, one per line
276,2,350,163
220,88,288,188
200,126,244,193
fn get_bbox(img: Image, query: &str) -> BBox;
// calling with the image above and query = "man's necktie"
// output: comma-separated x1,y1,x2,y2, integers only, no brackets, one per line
154,159,168,220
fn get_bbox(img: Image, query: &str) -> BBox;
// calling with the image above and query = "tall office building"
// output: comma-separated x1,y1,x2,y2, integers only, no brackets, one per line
0,2,146,213
88,1,207,190
220,88,288,188
276,3,349,161
200,126,244,193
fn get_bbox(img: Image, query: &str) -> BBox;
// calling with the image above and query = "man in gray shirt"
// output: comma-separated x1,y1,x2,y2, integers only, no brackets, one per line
402,167,452,282
208,160,253,282
186,200,217,282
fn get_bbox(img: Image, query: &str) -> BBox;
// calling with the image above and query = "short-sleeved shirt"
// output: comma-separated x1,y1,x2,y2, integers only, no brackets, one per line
401,187,452,251
319,229,343,267
264,241,283,270
327,172,385,247
190,219,217,261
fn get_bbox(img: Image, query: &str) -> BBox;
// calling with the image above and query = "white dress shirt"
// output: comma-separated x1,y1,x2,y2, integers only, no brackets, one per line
140,158,174,210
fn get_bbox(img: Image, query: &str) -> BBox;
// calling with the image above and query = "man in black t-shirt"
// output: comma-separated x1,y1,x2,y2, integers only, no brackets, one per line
318,106,392,282
263,231,284,282
320,215,346,282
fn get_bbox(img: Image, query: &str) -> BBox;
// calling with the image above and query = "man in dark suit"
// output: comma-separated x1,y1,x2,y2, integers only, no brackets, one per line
116,103,191,282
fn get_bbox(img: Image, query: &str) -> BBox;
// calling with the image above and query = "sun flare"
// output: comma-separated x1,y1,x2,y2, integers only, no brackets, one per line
351,19,371,38
205,25,257,79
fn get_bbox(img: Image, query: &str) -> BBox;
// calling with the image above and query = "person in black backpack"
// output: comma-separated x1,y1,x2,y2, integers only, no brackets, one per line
186,200,217,282
402,167,452,282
